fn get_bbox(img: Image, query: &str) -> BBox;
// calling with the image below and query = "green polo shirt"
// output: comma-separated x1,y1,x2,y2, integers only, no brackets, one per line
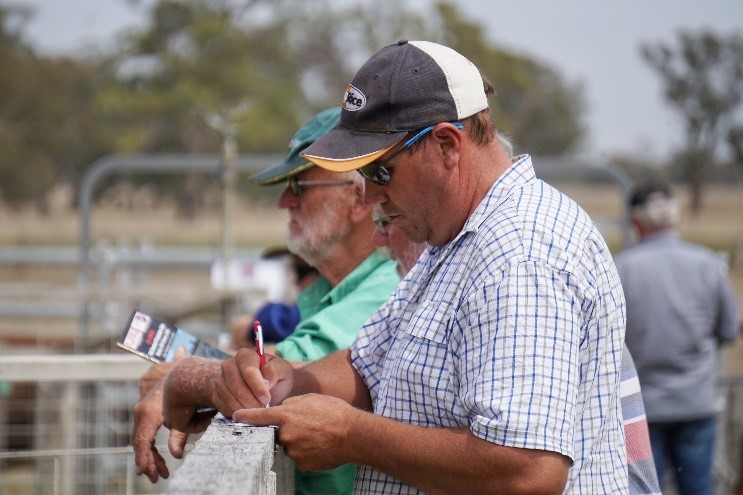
276,250,398,362
275,250,398,495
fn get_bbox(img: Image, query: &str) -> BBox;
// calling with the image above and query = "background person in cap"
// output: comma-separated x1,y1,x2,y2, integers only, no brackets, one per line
615,180,739,495
249,106,398,363
187,40,630,493
132,107,400,495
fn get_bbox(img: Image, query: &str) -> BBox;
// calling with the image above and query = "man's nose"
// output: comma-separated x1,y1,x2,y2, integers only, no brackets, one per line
277,185,298,209
363,180,387,205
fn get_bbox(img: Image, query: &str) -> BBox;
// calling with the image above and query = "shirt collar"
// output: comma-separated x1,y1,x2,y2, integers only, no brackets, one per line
300,250,392,311
639,230,680,245
427,154,535,261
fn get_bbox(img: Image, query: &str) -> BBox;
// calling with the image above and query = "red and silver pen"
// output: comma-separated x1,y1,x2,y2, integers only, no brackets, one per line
253,320,266,369
253,320,269,408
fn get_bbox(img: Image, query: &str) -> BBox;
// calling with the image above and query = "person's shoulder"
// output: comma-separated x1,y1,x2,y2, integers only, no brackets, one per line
339,252,399,299
360,256,399,287
615,243,644,262
680,238,716,255
675,238,727,267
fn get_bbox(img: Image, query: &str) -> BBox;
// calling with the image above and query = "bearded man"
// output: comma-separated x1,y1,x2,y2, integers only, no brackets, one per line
132,107,398,495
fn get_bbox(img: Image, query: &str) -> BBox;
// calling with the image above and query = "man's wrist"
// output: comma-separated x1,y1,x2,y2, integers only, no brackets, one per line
342,405,367,465
288,366,310,398
166,357,222,406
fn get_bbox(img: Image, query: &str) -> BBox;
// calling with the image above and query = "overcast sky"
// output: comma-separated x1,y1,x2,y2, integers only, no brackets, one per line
15,0,743,160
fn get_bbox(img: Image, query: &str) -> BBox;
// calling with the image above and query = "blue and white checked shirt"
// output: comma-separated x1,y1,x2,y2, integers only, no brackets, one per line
350,155,628,494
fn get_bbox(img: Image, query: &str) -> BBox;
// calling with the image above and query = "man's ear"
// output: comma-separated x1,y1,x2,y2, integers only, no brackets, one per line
350,192,373,223
430,122,463,170
348,178,372,223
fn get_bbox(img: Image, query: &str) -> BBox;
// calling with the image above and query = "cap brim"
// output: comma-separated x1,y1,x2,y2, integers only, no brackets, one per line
249,160,315,185
300,125,406,172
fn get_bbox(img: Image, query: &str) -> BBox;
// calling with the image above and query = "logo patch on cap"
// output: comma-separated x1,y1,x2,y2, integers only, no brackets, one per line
342,84,366,112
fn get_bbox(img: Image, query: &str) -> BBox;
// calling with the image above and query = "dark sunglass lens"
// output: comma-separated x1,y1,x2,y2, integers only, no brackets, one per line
376,167,391,184
359,163,391,185
359,164,378,182
288,178,301,196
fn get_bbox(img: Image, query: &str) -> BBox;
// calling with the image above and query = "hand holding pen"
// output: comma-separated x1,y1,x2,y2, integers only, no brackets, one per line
253,320,267,368
253,320,269,407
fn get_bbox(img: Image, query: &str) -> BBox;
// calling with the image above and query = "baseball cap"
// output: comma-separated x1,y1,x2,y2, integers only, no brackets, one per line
249,106,342,185
300,40,489,173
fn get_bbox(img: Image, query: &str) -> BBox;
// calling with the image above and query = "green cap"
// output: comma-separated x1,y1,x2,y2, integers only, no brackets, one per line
250,107,342,185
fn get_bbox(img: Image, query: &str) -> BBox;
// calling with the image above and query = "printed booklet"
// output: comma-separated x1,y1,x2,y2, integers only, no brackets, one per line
117,309,230,363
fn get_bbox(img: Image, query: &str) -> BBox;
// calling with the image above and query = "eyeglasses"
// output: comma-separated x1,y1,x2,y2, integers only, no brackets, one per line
286,176,354,197
358,121,463,186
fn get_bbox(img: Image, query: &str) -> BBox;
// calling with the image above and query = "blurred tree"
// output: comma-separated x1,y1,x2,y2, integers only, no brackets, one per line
642,29,743,214
274,0,586,155
94,0,434,215
94,0,308,216
1,0,585,212
434,2,585,155
275,0,429,106
98,0,586,157
97,0,308,154
0,3,110,212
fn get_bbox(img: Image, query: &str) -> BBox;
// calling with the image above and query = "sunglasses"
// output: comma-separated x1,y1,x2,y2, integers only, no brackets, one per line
358,121,463,186
286,176,354,197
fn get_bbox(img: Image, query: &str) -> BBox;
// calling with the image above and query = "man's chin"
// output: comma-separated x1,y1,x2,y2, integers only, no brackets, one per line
286,239,303,258
287,241,318,265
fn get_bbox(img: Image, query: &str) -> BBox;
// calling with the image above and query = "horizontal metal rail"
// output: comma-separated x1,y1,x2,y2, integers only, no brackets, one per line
0,354,149,382
0,446,137,460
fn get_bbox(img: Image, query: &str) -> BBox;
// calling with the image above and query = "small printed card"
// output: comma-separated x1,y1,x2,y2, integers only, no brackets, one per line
117,309,230,363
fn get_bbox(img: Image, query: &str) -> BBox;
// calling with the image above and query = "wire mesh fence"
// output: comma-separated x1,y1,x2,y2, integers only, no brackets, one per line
0,357,189,495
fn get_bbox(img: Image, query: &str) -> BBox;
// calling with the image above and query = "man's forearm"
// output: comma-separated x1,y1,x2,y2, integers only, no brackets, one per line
165,357,222,407
291,350,372,411
344,411,569,495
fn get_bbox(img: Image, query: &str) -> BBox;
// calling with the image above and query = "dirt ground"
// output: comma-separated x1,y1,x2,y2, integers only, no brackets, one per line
1,183,742,369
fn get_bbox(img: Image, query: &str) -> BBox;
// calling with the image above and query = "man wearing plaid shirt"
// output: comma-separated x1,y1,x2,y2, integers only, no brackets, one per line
168,41,629,494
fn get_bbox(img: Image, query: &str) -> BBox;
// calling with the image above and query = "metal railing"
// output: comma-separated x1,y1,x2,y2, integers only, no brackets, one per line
77,153,283,347
1,354,742,494
0,354,161,495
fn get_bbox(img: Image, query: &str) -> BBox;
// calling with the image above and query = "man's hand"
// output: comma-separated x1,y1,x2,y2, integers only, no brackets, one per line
161,357,220,436
212,348,294,416
232,393,359,471
139,363,172,398
133,348,189,483
138,348,187,398
133,382,185,483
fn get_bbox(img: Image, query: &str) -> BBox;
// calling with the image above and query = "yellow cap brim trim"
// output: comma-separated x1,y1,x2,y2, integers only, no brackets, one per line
301,141,398,173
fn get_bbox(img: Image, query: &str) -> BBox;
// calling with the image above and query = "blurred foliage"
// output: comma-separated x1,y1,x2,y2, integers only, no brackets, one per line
642,29,743,215
0,4,112,211
1,0,586,214
434,3,585,156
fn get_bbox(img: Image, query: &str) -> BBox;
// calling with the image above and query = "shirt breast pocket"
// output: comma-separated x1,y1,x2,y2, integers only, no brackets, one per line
394,301,454,410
